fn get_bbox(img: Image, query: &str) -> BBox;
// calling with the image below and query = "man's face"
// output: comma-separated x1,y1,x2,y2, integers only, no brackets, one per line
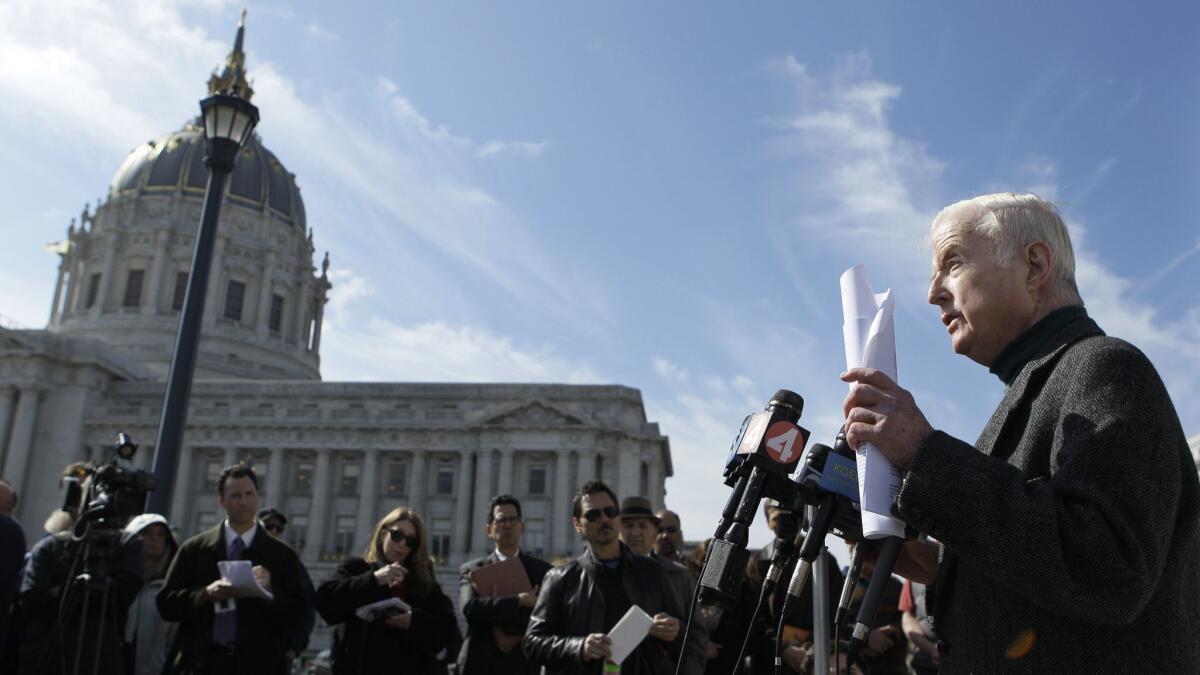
262,517,286,537
218,476,260,528
928,225,1034,366
620,516,658,556
655,511,683,557
485,503,524,549
573,492,620,548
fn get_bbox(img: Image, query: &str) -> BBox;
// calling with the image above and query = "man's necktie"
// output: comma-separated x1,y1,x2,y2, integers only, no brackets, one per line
212,536,246,646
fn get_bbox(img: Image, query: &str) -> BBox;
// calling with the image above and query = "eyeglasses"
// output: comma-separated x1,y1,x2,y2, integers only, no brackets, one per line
492,516,522,526
582,505,620,523
387,529,419,548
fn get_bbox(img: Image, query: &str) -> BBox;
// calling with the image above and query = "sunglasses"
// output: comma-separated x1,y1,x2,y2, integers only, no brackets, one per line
492,516,522,526
387,529,419,548
264,522,285,534
582,505,620,523
660,526,680,535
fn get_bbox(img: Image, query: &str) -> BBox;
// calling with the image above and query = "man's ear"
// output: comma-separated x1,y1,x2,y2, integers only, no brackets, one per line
572,517,584,534
1024,241,1053,292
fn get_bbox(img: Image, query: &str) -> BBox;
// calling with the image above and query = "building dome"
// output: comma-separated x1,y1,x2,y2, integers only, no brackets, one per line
109,124,306,229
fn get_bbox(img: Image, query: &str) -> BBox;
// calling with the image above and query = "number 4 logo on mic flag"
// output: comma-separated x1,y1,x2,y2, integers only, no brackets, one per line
764,421,807,464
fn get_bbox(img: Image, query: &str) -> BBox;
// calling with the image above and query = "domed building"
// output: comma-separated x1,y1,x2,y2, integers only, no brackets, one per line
0,16,672,647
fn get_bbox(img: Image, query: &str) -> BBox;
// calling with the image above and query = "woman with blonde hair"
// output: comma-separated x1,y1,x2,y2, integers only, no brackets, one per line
316,507,460,674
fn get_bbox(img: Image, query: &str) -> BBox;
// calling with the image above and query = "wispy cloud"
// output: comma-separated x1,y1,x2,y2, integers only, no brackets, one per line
321,270,602,383
304,21,338,41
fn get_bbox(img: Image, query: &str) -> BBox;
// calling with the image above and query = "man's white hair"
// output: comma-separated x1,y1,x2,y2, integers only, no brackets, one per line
932,192,1080,299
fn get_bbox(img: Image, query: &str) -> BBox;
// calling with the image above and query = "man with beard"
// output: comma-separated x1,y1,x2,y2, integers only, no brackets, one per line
524,480,684,674
458,495,552,675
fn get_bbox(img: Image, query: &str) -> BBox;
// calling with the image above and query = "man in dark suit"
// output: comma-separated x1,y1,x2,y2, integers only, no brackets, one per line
841,192,1200,672
157,464,307,675
457,494,552,675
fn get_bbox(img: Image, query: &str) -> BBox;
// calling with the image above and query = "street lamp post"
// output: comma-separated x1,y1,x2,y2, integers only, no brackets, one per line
147,93,259,516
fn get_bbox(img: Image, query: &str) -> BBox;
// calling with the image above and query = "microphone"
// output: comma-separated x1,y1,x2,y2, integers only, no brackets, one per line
698,390,810,608
834,537,868,628
760,506,801,599
845,536,903,664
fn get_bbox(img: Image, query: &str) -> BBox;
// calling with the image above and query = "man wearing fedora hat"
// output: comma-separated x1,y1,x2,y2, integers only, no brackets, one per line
619,497,708,675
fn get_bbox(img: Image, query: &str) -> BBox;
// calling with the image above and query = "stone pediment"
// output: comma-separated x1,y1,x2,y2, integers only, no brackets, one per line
475,399,591,428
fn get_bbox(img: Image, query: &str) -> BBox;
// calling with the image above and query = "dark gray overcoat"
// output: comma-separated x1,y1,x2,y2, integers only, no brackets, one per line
895,314,1200,673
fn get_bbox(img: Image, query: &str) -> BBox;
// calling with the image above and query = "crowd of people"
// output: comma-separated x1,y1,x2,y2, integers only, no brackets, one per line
0,461,949,675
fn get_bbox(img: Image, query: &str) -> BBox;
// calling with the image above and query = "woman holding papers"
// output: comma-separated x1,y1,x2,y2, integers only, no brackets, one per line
316,507,460,674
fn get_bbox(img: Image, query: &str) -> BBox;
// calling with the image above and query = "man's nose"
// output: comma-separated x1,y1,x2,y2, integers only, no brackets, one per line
928,275,948,305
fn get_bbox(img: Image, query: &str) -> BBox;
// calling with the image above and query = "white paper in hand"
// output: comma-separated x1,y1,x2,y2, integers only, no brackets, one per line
840,264,906,539
354,597,412,621
217,560,274,601
607,605,654,665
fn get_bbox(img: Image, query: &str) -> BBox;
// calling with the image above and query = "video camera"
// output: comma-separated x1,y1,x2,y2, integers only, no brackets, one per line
64,432,156,541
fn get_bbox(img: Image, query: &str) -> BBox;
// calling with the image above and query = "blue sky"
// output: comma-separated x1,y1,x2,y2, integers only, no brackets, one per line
2,1,1198,552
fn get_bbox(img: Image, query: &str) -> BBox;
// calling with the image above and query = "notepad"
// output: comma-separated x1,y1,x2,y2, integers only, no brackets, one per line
216,560,274,602
607,605,653,665
355,596,412,622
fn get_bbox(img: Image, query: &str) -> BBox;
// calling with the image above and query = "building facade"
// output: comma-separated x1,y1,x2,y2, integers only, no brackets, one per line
0,19,672,649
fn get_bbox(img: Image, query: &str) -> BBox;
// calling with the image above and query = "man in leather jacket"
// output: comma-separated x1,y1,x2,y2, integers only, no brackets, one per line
523,480,685,675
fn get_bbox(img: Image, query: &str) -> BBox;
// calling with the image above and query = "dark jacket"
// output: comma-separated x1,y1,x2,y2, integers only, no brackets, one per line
896,314,1200,673
457,550,553,675
652,553,708,675
156,523,306,675
315,556,460,675
523,544,684,675
0,515,25,667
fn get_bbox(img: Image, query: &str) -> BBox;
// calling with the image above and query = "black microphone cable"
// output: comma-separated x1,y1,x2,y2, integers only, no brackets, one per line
673,566,704,675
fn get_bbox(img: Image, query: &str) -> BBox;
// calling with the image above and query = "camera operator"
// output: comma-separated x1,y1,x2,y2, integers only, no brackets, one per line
0,480,24,666
17,462,143,675
122,514,179,675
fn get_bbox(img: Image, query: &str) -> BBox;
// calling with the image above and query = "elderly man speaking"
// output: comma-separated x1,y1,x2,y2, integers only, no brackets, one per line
841,193,1200,672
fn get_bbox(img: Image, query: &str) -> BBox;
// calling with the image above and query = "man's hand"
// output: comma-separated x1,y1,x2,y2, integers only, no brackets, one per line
517,585,539,608
252,565,272,592
705,642,721,660
649,613,680,642
581,633,612,661
841,368,934,471
204,579,237,602
384,611,412,630
863,626,896,656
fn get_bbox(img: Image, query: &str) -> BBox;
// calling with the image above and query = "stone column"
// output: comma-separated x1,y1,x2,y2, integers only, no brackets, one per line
311,295,326,353
223,447,238,468
497,448,514,496
553,450,572,555
471,450,493,556
65,256,85,314
1,387,40,501
293,276,312,349
256,252,276,336
265,446,285,505
91,238,118,316
409,451,427,515
0,388,15,469
143,229,170,314
646,451,663,509
577,449,597,485
616,440,640,500
305,449,332,562
202,236,226,328
49,254,67,325
169,445,194,524
452,450,472,557
356,450,380,548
